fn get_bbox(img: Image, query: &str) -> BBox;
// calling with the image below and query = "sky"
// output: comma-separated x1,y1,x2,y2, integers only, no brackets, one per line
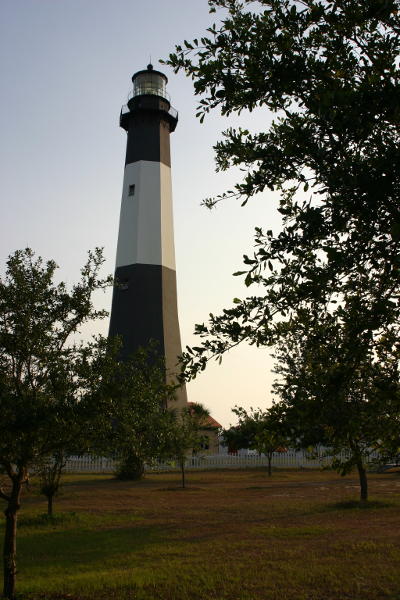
0,0,283,428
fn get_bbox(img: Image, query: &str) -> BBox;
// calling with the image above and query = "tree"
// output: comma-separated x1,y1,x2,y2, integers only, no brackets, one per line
165,0,399,364
223,406,287,475
36,451,67,517
165,403,211,488
0,248,111,599
95,345,177,481
221,420,258,454
0,248,185,597
271,310,400,501
165,1,400,496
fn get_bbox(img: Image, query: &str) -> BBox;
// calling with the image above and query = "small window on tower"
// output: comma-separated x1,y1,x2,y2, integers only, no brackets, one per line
128,184,135,196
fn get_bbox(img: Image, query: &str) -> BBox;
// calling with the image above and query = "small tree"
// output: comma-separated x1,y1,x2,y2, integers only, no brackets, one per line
223,407,287,476
272,311,400,502
0,248,111,599
221,413,259,454
165,403,210,488
254,429,286,477
93,345,178,481
36,451,67,517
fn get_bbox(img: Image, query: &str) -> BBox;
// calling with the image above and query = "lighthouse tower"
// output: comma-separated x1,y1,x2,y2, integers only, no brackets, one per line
109,64,187,409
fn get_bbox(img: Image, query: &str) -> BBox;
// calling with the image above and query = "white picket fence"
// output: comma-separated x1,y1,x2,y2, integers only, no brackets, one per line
64,450,357,474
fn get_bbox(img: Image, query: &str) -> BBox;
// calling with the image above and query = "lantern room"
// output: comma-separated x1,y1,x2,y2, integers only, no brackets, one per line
130,64,169,101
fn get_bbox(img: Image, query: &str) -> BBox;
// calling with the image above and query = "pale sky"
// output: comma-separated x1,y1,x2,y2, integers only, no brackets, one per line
0,0,283,428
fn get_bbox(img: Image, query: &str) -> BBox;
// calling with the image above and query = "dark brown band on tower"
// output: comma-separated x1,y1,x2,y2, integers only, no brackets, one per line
109,262,188,407
109,264,165,360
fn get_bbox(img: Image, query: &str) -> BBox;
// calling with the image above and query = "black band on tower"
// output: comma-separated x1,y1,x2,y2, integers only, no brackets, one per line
120,95,177,167
109,263,185,373
125,116,172,167
109,264,165,360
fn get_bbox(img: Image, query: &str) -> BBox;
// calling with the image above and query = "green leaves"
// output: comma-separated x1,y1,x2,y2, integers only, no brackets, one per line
162,0,400,435
165,0,399,208
0,248,114,470
96,344,176,470
163,402,211,464
222,405,288,460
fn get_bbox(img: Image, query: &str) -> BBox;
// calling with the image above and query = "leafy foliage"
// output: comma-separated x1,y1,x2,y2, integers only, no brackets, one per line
165,0,400,368
0,249,181,596
223,406,288,475
95,345,177,480
36,451,67,517
0,248,112,482
164,403,211,487
271,310,400,498
0,247,113,599
165,1,400,499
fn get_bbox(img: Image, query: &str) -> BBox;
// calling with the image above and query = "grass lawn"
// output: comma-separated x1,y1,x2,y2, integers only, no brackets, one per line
1,468,400,599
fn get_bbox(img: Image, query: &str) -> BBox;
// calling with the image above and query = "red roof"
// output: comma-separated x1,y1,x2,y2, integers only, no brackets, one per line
187,402,222,429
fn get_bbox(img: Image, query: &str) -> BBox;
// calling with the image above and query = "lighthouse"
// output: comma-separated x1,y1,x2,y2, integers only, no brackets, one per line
109,64,187,409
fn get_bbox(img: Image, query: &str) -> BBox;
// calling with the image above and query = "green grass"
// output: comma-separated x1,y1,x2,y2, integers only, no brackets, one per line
17,522,168,593
255,524,331,537
0,469,399,599
18,510,141,531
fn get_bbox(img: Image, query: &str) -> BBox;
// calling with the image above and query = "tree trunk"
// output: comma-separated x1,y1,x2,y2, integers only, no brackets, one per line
180,459,186,489
356,460,368,503
3,480,22,600
47,494,53,517
267,455,272,477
